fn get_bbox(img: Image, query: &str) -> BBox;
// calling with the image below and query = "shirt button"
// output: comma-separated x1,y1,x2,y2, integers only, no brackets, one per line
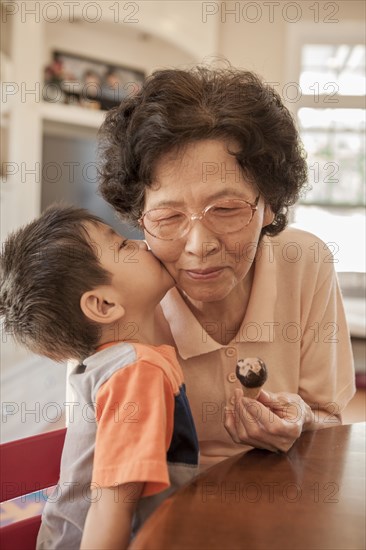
225,347,236,358
227,372,237,383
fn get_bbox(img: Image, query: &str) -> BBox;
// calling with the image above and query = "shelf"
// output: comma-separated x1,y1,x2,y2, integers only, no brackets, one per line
40,102,106,129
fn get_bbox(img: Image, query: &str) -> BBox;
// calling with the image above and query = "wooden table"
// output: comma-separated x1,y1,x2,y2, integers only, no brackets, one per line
130,423,366,550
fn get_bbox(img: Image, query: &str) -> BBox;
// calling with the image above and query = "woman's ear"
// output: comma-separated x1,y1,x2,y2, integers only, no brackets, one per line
80,288,125,325
262,203,275,228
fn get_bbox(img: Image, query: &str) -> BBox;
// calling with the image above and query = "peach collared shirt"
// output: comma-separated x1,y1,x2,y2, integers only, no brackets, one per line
155,227,356,469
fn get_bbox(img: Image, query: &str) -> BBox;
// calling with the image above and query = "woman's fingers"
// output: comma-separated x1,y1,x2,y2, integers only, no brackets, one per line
257,390,308,431
224,391,307,452
223,407,243,444
224,400,281,452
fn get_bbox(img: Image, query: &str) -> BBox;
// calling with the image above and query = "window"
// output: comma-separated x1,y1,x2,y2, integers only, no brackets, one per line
299,107,365,206
286,24,365,273
300,44,365,97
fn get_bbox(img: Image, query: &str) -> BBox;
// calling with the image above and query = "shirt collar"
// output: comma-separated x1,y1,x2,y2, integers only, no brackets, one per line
160,235,277,359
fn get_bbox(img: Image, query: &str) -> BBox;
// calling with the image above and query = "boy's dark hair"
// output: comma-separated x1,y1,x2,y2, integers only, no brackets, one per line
98,65,308,236
0,205,111,362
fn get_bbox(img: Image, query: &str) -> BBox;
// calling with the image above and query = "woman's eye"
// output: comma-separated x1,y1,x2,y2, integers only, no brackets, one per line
212,207,239,215
162,214,182,222
154,214,184,225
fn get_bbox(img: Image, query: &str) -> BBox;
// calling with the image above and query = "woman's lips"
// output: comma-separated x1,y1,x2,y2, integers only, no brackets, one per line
184,267,225,280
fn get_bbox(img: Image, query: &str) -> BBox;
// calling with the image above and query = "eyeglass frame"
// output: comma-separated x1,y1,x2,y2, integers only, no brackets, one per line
138,194,260,241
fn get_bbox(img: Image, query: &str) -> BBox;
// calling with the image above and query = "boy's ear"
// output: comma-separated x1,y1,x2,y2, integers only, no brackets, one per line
80,288,125,325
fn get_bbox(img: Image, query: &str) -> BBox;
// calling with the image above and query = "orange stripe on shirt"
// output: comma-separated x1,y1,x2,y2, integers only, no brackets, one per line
92,359,175,498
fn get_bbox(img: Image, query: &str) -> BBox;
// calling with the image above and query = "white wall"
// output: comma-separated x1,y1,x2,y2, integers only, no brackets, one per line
218,0,365,89
43,19,197,77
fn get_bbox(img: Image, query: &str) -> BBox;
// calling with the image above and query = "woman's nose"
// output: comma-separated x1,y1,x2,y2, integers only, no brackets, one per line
184,221,220,257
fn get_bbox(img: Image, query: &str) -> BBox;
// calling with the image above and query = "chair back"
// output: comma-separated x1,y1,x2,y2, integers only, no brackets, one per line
0,428,66,550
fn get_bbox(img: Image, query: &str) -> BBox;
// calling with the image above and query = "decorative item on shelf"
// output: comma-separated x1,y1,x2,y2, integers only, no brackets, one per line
43,52,67,104
79,70,102,110
43,51,145,111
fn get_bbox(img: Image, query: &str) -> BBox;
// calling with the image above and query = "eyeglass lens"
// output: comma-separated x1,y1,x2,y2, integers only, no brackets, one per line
143,200,255,239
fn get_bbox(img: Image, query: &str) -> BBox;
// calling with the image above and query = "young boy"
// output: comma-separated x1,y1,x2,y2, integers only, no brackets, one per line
0,205,199,549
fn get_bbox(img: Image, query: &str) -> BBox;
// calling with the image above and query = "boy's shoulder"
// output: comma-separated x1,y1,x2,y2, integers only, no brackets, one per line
133,342,178,365
85,341,177,367
79,341,182,395
132,342,183,390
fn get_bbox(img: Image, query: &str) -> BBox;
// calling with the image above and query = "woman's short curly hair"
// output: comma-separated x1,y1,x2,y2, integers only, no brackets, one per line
99,65,308,236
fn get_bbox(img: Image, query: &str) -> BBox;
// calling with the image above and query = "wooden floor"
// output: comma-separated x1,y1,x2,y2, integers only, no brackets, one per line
342,388,366,424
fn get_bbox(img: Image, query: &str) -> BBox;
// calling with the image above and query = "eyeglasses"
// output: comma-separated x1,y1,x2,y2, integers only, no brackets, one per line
139,195,260,241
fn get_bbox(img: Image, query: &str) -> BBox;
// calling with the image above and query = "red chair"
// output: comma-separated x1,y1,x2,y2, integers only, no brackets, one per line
0,428,66,550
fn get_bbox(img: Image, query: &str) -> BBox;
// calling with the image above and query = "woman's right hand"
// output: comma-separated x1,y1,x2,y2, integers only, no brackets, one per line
224,388,312,453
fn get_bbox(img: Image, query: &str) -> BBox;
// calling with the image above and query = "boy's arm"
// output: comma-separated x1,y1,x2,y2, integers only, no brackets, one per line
80,482,144,550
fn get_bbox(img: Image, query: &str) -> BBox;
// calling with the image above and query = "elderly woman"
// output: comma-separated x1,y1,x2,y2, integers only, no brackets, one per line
99,66,355,470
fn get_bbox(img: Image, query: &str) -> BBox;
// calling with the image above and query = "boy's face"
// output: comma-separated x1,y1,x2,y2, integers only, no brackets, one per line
86,223,175,310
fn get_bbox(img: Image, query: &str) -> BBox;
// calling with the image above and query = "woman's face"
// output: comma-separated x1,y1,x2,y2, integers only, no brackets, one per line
143,139,273,302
